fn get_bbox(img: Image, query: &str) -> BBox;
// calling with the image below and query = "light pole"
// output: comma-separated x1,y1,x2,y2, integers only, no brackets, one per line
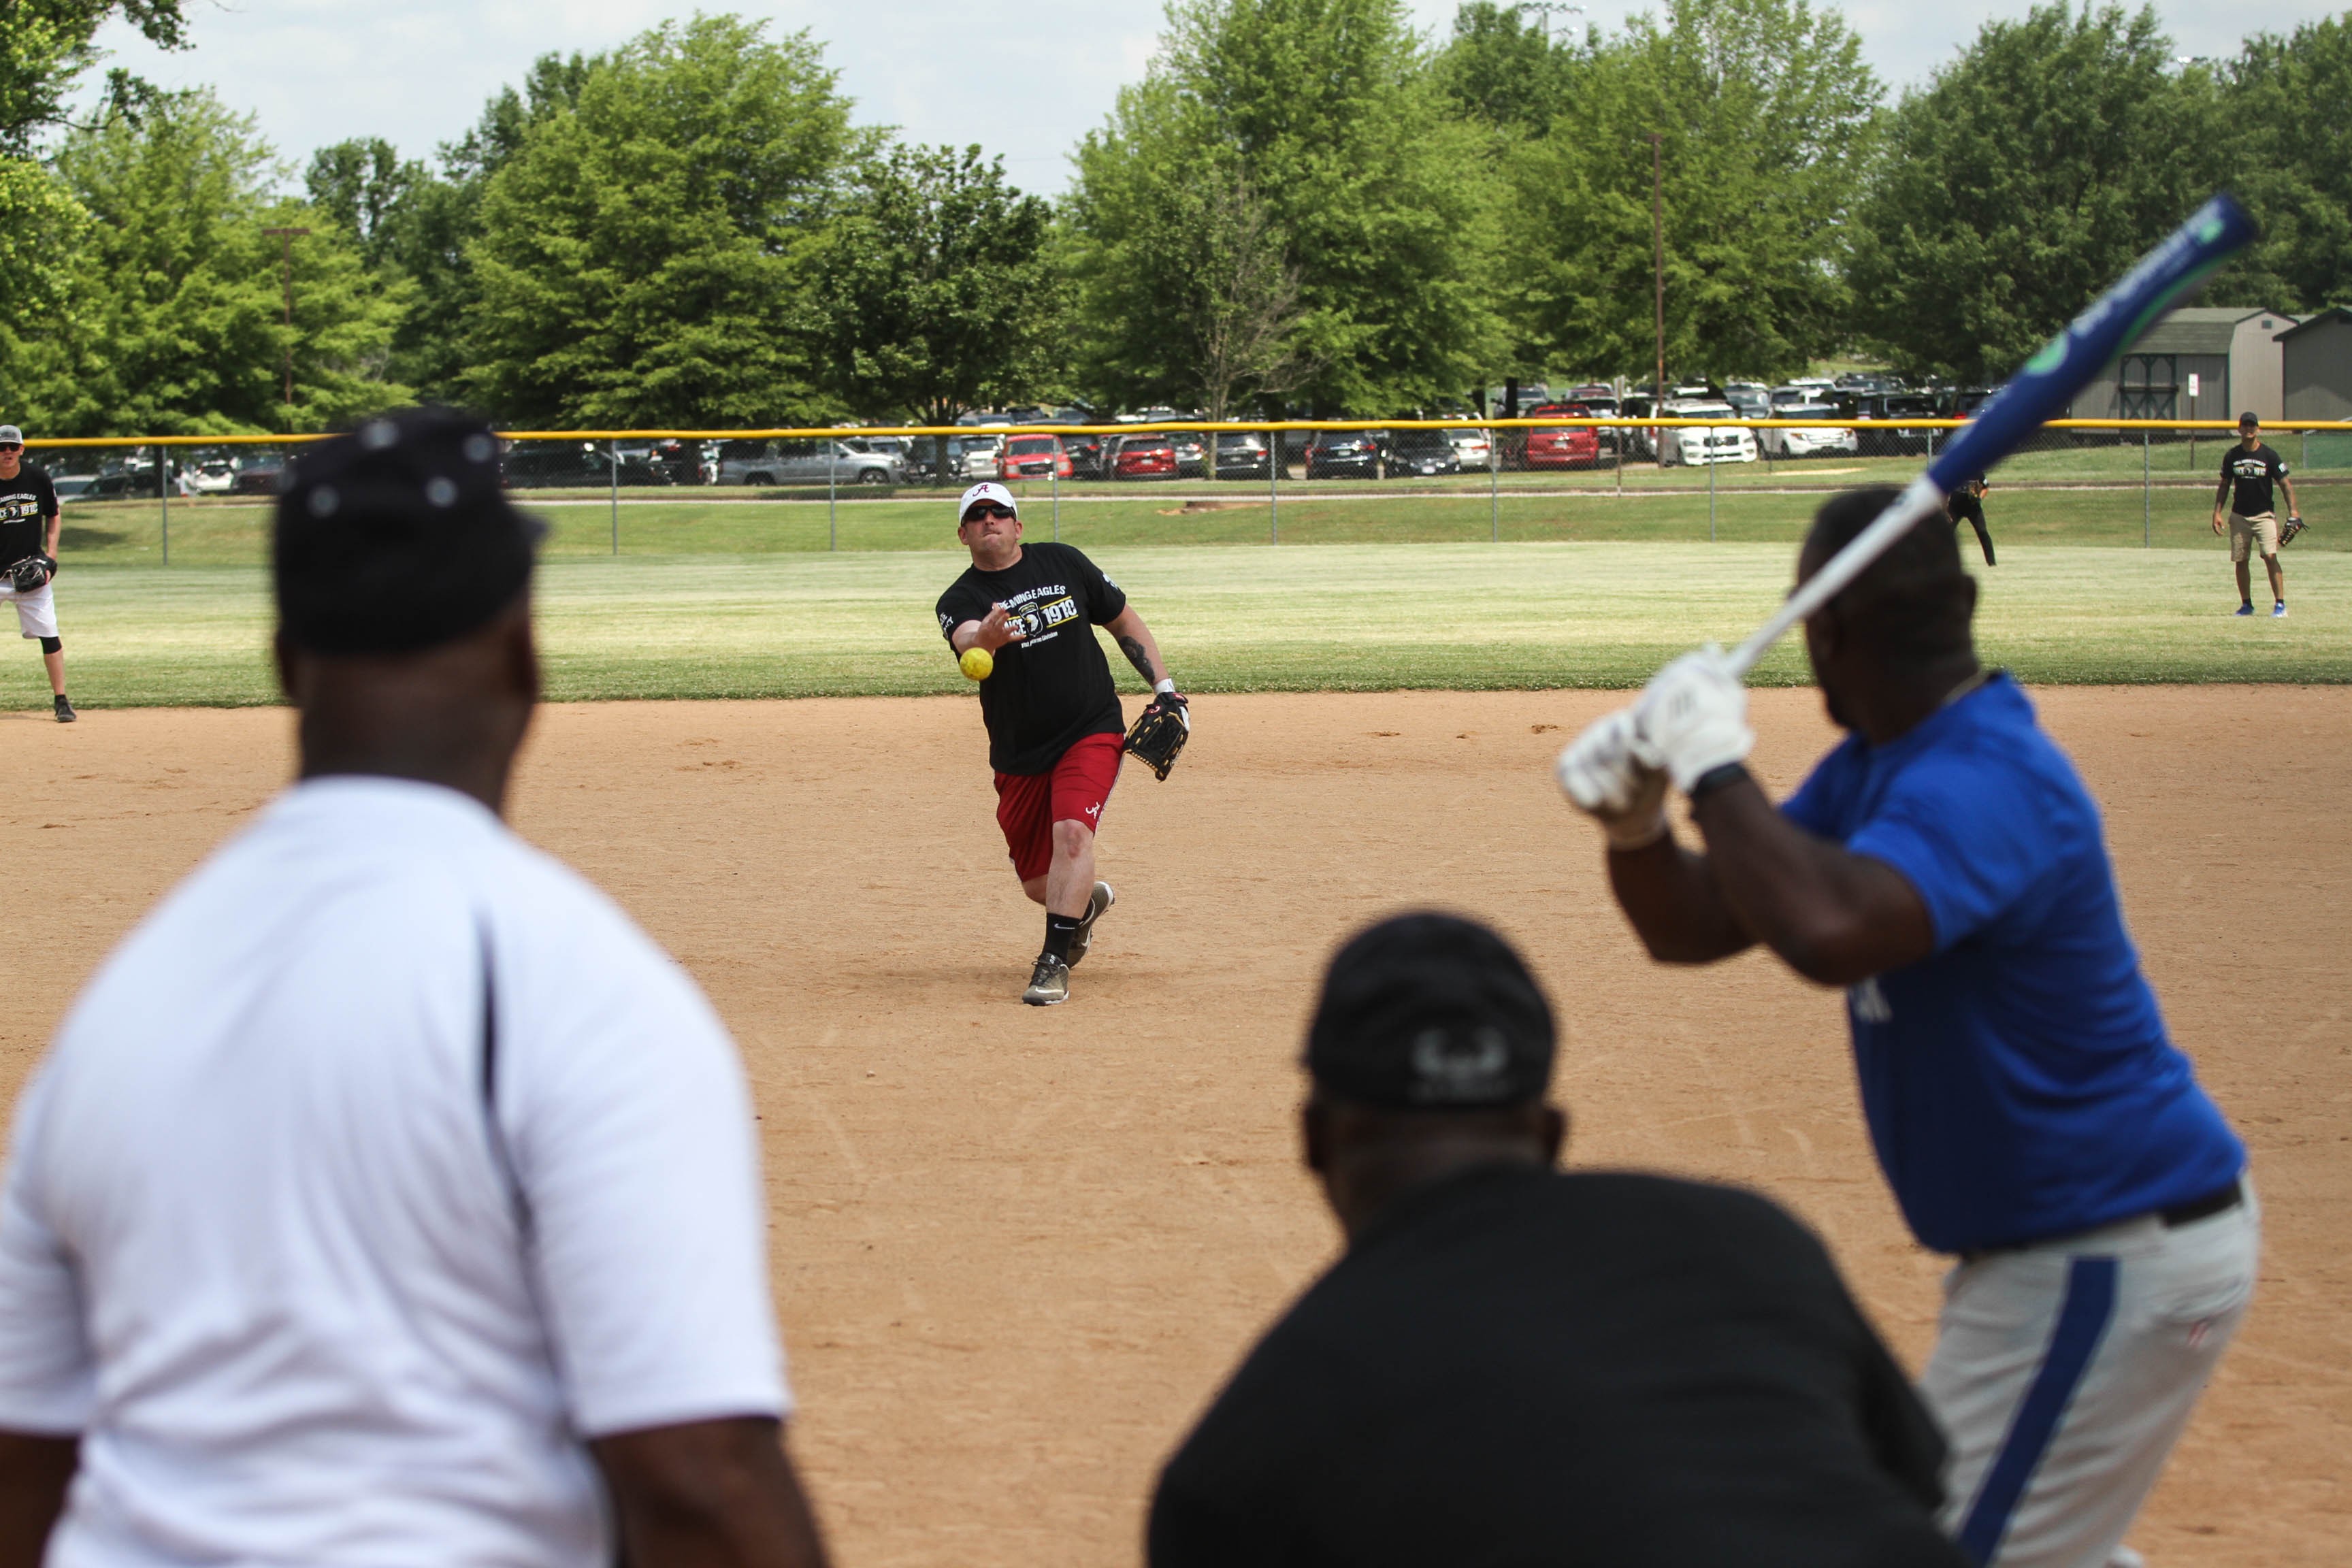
1512,2,1586,37
260,226,310,420
1650,132,1665,447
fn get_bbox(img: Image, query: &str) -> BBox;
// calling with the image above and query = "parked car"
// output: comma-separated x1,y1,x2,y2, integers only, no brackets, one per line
1212,431,1273,480
1446,425,1493,468
1556,389,1622,453
1112,434,1178,480
1058,431,1109,478
506,445,675,489
717,438,896,487
1385,428,1460,477
1523,405,1600,470
1935,387,1994,419
182,459,236,495
1304,429,1382,478
1844,393,1939,457
50,474,98,503
997,434,1071,480
1657,400,1759,466
1166,432,1207,478
1722,383,1772,421
1758,403,1859,459
230,459,286,495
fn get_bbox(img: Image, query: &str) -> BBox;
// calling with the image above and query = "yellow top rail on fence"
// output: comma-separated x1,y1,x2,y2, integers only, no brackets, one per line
21,416,2352,448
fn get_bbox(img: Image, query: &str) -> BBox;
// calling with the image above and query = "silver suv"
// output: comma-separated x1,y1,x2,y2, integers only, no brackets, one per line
717,438,899,487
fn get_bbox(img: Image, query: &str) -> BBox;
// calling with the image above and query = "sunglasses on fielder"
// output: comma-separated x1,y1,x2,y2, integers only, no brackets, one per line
964,504,1016,523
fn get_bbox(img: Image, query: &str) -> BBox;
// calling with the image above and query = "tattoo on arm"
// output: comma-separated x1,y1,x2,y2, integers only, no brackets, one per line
1117,634,1156,683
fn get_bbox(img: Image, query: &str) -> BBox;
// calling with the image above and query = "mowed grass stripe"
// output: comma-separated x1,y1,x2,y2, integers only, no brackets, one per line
52,474,2352,566
3,542,2340,710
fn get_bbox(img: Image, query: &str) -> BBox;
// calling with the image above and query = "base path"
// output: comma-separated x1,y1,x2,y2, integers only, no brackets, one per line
0,687,2343,1567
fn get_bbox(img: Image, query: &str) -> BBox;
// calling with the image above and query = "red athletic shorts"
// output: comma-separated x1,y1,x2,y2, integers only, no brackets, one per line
994,731,1124,883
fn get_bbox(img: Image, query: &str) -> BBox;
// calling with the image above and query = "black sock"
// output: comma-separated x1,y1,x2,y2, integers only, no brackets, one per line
1043,913,1081,964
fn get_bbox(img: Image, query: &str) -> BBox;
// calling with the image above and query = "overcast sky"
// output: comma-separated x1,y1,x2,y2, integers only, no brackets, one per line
87,0,2325,195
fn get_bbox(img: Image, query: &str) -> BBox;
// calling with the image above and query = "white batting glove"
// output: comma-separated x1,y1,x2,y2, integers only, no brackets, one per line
1556,708,1669,849
1633,643,1754,792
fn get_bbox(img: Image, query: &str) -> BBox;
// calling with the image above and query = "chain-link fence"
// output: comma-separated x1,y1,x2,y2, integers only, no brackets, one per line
31,419,2349,565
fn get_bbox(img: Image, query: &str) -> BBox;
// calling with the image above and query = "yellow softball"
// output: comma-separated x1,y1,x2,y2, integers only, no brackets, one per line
959,645,994,682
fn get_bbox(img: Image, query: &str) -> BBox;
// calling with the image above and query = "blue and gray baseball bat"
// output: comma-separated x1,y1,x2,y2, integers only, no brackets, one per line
1725,192,2258,676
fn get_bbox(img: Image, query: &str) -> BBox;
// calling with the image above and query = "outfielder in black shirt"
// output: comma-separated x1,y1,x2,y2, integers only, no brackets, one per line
935,483,1183,1006
1946,474,1994,566
0,438,73,720
2212,416,2298,615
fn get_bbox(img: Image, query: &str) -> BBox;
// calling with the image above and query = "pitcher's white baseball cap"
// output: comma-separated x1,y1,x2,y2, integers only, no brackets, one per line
958,480,1017,521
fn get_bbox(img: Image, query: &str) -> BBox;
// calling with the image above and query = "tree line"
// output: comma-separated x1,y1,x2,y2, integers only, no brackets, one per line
0,0,2341,435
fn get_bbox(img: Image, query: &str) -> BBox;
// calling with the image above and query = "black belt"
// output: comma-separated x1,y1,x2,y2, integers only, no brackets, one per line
1963,1178,2242,1262
2158,1177,2244,1229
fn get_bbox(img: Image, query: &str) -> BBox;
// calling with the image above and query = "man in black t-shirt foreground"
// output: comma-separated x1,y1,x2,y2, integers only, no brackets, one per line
1150,912,1967,1568
2214,412,2299,618
935,482,1186,1006
0,425,74,719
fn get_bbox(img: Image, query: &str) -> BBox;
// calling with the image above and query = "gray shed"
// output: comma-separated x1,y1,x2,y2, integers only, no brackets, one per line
2066,306,2299,423
2278,308,2352,421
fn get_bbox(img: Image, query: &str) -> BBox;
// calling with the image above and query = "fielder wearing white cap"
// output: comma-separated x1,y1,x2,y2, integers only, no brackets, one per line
0,410,829,1568
936,478,1189,1006
0,423,75,721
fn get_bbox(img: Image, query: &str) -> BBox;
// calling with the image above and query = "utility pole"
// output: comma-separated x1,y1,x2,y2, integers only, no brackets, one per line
260,227,311,419
1650,133,1665,406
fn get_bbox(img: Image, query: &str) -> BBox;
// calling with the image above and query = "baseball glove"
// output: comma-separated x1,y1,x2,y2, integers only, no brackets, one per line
7,555,54,593
1124,691,1190,781
2280,514,2306,548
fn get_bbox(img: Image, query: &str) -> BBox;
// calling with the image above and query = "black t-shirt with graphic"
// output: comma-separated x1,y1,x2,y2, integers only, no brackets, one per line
1150,1168,1965,1568
937,542,1130,775
2221,442,2289,517
0,465,58,566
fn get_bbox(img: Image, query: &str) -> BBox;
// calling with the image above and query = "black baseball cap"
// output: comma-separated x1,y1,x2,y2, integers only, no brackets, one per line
274,408,544,655
2238,411,2259,429
1305,913,1555,1109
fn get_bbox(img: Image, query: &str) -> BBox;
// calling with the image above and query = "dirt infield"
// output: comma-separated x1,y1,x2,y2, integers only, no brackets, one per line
1,685,2345,1566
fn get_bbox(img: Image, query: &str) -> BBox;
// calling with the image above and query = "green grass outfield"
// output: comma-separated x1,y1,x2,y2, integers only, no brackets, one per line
7,540,2340,710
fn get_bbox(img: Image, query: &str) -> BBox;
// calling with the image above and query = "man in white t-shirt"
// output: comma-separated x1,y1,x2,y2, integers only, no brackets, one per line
0,410,829,1568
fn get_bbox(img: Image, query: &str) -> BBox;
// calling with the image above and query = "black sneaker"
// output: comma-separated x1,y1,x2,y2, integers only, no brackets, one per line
1021,956,1071,1007
53,695,75,723
1067,881,1115,968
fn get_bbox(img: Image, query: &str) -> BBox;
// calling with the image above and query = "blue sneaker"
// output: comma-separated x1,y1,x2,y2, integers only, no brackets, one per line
2273,601,2287,619
2234,602,2255,616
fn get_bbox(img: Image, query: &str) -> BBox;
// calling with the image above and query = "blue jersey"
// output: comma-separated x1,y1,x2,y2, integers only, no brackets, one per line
1782,674,2243,1254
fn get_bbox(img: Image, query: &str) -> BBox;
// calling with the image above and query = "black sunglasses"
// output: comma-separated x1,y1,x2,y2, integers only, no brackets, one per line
964,504,1016,522
0,444,21,453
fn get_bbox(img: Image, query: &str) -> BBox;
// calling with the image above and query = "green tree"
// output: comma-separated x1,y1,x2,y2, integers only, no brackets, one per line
811,143,1065,438
0,0,188,154
1067,0,1498,414
12,91,406,434
1500,0,1880,385
1435,1,1579,136
2225,16,2352,311
1850,3,2227,382
462,16,856,426
0,1,194,344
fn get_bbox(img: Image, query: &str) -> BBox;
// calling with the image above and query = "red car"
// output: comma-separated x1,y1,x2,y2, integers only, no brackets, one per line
1522,403,1601,469
1113,435,1177,480
998,434,1071,480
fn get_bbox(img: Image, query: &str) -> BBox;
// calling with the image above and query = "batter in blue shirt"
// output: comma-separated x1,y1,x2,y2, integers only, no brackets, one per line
1556,487,2257,1568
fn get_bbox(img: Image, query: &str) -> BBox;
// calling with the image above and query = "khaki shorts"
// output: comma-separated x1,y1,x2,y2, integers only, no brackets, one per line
2229,512,2278,563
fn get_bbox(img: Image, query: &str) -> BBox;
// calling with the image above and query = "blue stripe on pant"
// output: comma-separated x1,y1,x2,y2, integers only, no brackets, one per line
1957,1256,2121,1565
